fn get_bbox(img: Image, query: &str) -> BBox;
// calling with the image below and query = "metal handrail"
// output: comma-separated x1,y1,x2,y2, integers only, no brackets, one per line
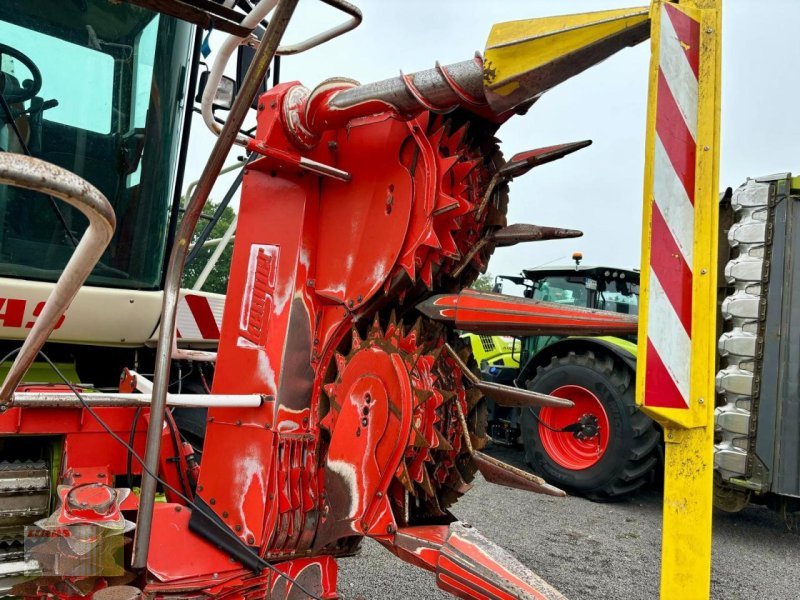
182,161,242,210
11,392,261,408
201,0,362,144
131,0,302,569
275,0,362,55
0,154,115,406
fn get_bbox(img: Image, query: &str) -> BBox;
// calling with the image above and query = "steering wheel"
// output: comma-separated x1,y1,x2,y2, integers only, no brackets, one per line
0,43,42,104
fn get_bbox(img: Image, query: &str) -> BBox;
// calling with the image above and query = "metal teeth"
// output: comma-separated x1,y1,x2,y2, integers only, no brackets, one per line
472,451,565,497
0,459,50,577
0,460,49,494
0,536,24,562
474,381,573,410
497,141,592,181
489,223,583,247
0,537,30,584
0,459,48,470
715,178,770,482
444,344,573,408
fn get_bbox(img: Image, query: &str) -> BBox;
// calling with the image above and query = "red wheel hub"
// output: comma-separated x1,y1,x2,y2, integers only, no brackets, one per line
538,385,610,470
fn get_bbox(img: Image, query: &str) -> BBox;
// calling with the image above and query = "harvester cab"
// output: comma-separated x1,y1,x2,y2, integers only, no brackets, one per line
0,4,192,291
0,0,227,390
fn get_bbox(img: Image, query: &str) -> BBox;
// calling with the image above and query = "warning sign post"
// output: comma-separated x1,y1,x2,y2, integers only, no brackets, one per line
636,1,722,598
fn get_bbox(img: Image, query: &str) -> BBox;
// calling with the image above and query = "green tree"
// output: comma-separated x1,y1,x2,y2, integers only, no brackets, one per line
182,199,235,294
471,272,494,291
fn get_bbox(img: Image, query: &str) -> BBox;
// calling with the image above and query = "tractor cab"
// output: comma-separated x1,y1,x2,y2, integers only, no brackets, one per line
492,265,640,364
512,265,640,314
0,1,195,290
474,264,654,501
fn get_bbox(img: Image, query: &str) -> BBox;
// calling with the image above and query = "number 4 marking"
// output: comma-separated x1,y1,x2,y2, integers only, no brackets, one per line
0,299,65,330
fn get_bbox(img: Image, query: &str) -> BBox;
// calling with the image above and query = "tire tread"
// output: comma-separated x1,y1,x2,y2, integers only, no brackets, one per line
523,349,660,501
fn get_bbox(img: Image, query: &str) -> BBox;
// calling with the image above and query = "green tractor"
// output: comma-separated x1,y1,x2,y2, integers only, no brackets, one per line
465,262,661,500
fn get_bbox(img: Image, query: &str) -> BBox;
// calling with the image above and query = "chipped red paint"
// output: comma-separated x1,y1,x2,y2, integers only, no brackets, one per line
382,523,566,600
3,73,576,599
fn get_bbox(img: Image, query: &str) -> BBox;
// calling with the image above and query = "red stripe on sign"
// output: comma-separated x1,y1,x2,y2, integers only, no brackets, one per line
664,3,700,78
650,206,693,334
184,295,221,339
656,71,696,203
645,339,688,408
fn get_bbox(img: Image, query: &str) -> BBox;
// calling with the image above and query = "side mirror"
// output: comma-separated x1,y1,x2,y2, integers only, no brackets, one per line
491,281,503,294
196,71,236,111
236,32,270,110
523,288,534,299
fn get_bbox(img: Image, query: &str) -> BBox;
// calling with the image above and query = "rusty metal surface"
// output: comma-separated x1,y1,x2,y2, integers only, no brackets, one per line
0,460,50,535
498,141,593,180
327,58,486,121
438,521,568,600
90,586,143,600
490,223,583,247
474,381,573,409
120,0,250,36
473,451,566,497
0,154,115,406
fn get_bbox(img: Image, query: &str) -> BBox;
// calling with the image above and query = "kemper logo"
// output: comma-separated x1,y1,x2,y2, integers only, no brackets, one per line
238,244,278,347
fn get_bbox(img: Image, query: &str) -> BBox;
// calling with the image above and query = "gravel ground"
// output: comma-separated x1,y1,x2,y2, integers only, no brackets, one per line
337,445,800,600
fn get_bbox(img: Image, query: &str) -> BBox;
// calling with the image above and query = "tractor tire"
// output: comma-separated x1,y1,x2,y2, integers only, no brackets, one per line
520,349,659,501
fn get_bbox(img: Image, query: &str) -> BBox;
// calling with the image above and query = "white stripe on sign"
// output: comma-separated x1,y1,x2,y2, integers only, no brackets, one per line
175,295,202,339
659,5,698,140
647,271,691,403
207,296,226,331
654,135,695,267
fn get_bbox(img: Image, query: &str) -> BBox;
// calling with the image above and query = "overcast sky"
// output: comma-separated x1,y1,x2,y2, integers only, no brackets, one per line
185,0,800,292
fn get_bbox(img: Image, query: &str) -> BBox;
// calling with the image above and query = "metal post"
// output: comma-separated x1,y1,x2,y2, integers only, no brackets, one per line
192,213,237,290
636,1,722,598
131,0,300,568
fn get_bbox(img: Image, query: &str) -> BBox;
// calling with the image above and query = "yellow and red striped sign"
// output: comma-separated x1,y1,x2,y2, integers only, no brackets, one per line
175,293,225,341
637,1,722,597
644,3,701,410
